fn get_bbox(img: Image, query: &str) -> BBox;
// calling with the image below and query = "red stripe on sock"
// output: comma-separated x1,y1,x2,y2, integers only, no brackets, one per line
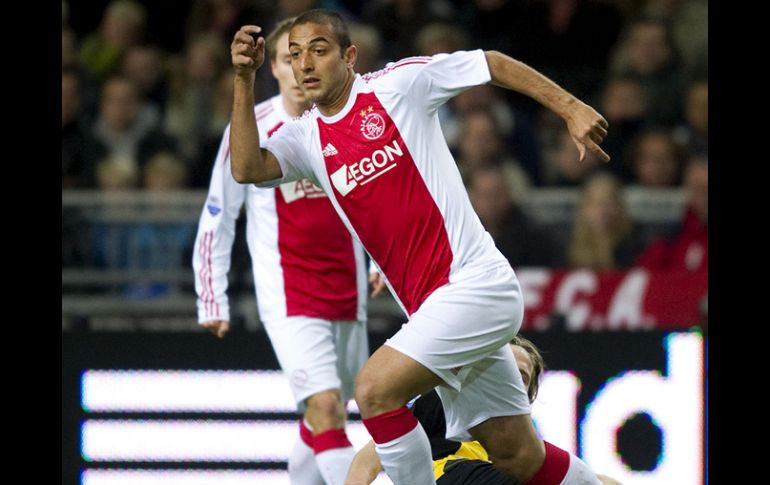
312,428,352,454
362,407,418,444
299,420,313,447
525,441,570,485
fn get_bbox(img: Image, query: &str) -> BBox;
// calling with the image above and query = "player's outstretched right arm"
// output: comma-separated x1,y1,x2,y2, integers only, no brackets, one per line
230,25,283,184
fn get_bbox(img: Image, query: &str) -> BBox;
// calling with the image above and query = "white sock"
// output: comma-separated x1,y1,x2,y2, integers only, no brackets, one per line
288,437,324,485
315,445,356,485
288,421,324,485
375,425,436,485
312,428,356,485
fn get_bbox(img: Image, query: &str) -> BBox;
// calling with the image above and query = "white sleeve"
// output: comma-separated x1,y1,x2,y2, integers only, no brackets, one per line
406,50,491,114
258,120,316,187
192,124,246,324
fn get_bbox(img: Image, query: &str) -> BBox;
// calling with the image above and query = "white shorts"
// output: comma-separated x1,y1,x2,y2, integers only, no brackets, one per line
262,316,368,412
385,263,530,441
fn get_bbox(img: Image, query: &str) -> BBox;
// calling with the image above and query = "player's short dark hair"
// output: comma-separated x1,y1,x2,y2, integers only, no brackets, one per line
292,9,351,56
266,17,296,62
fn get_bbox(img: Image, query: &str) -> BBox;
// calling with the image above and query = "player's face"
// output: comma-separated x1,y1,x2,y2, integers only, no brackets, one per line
271,32,307,108
511,344,533,390
288,21,355,105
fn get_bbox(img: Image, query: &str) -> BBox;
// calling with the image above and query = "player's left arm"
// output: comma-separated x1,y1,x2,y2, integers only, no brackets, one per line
484,50,610,163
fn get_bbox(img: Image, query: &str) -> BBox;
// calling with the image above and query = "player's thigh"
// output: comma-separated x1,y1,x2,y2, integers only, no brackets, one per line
356,343,444,415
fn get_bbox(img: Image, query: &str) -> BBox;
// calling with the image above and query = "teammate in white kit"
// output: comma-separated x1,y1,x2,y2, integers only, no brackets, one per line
192,18,369,485
228,10,610,485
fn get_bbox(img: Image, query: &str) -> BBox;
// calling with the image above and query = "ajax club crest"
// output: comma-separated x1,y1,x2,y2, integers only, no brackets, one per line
360,105,385,140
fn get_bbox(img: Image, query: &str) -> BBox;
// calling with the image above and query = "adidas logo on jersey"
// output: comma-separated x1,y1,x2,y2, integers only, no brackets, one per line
322,143,338,157
330,139,403,197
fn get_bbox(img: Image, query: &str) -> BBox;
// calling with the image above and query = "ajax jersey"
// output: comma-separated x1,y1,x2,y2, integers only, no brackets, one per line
263,51,510,316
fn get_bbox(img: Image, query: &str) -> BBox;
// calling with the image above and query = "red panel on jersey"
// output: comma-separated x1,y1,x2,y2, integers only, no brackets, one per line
275,180,359,320
318,92,453,315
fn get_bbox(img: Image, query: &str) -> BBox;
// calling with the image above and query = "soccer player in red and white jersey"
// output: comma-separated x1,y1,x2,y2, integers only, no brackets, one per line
228,10,610,485
192,18,369,485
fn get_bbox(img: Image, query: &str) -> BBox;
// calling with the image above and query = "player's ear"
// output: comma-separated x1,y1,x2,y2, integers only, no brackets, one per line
344,44,357,69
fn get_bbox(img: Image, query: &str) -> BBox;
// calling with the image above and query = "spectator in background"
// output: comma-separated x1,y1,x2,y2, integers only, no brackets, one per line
194,71,237,188
414,21,469,57
542,128,603,187
132,155,195,295
567,173,646,269
90,155,139,291
468,165,560,268
120,45,170,117
185,0,277,99
349,22,385,74
442,84,541,184
92,152,195,299
636,156,707,272
95,155,139,191
79,0,147,82
456,108,531,199
609,17,685,127
597,76,649,177
642,0,708,78
164,33,229,182
93,76,176,177
125,151,195,299
442,84,511,147
627,128,683,187
143,151,189,190
673,79,708,156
